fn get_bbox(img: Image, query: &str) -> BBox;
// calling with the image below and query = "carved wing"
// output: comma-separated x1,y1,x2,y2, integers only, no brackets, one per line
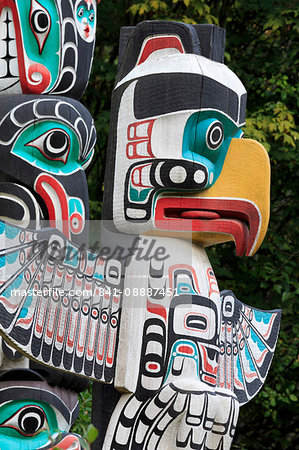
217,290,281,405
0,220,122,383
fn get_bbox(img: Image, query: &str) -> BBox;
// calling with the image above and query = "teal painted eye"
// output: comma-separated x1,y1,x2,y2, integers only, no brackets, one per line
29,0,51,54
12,121,83,175
0,400,60,449
182,111,242,188
1,405,46,436
89,12,95,22
26,129,70,163
77,6,85,18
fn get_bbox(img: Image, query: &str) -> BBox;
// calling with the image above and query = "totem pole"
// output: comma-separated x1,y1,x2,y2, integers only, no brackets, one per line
0,0,97,448
98,22,282,449
0,14,281,450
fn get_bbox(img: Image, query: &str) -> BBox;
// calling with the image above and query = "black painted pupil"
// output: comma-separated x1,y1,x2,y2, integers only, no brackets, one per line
37,12,48,29
19,408,44,435
212,128,221,142
207,121,224,149
50,131,67,150
23,416,39,433
32,11,49,32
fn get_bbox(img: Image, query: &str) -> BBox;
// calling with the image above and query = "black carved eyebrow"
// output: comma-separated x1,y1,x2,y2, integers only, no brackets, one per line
77,1,94,11
77,1,87,10
0,385,78,423
134,73,246,125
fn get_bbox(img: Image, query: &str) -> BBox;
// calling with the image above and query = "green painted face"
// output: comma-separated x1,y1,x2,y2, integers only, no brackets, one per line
11,120,91,175
0,400,59,449
16,0,60,91
75,0,96,43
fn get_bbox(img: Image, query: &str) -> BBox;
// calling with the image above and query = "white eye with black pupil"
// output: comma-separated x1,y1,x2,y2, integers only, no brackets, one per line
18,407,45,434
31,10,49,33
89,12,95,22
78,7,84,17
206,121,224,150
44,130,69,157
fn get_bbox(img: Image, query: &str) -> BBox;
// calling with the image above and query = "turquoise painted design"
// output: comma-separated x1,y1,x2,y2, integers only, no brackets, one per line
64,243,80,268
0,222,20,239
69,197,84,216
244,342,256,372
16,0,60,91
11,121,88,174
0,400,59,449
176,282,197,295
251,330,267,351
18,289,34,319
0,251,18,268
69,197,85,234
129,185,151,202
236,354,244,384
3,274,23,299
254,309,272,324
182,111,243,188
164,340,200,382
93,272,104,281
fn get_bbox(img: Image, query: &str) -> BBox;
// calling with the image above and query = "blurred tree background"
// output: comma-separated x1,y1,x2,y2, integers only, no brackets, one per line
76,1,298,448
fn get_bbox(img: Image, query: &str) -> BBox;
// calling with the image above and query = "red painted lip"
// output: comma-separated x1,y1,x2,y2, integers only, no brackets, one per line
49,434,82,449
155,197,261,256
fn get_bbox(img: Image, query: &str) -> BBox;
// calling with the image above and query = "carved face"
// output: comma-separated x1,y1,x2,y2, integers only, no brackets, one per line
109,55,245,226
0,95,96,243
0,379,88,449
0,0,96,97
75,0,96,43
105,31,270,256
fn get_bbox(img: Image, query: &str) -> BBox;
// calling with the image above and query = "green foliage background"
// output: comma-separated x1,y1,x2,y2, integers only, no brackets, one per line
76,1,298,448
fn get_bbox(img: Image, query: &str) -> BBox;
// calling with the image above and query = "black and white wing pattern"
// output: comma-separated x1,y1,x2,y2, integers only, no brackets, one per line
217,290,281,405
0,220,123,383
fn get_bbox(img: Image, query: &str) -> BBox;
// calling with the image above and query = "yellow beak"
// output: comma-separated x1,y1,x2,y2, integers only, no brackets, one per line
154,138,270,256
191,138,270,255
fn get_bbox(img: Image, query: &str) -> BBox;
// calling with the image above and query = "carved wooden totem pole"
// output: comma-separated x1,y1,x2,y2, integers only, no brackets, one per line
98,22,282,449
0,12,281,450
0,0,97,448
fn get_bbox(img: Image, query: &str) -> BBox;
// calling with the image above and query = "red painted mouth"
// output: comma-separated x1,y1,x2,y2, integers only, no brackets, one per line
48,433,85,449
84,25,90,37
155,197,261,256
